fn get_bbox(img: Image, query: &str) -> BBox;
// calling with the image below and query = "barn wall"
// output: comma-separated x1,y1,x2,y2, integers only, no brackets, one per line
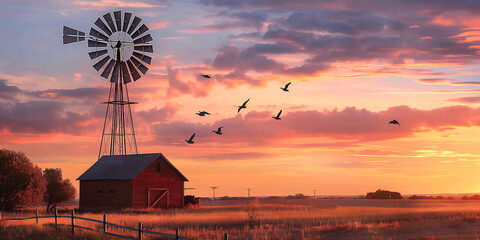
79,180,133,211
133,156,185,209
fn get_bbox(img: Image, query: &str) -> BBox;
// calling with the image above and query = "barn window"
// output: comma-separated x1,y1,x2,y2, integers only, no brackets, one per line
156,162,162,172
97,189,102,194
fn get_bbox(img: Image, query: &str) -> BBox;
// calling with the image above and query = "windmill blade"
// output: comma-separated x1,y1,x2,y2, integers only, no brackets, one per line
94,18,112,36
63,26,84,36
133,34,153,44
88,39,107,48
131,24,149,39
130,57,148,74
127,16,142,35
134,45,153,53
126,60,141,81
63,35,84,44
93,55,111,71
63,26,85,44
132,51,152,65
121,62,132,84
101,59,115,79
103,12,117,33
110,61,120,83
89,28,109,41
113,11,122,32
122,12,132,32
88,49,108,60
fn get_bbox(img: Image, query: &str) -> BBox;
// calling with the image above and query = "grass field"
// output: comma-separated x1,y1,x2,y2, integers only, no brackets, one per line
2,199,480,239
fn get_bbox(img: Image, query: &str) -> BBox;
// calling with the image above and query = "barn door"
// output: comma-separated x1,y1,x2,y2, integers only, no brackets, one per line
148,189,168,208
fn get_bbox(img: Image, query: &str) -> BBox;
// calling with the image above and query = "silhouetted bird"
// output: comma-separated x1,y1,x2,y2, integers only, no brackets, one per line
185,133,195,144
389,120,400,126
213,127,223,135
238,98,250,113
196,111,211,116
281,82,291,92
273,110,282,120
201,74,211,78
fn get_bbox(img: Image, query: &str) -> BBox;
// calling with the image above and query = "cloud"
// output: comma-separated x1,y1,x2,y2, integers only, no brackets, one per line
416,78,480,86
283,10,393,36
73,0,160,8
0,101,96,134
448,96,480,104
137,102,183,123
180,10,267,33
150,105,480,145
416,78,452,85
28,87,108,100
195,152,274,161
3,14,26,17
166,67,214,97
149,21,169,29
0,80,21,100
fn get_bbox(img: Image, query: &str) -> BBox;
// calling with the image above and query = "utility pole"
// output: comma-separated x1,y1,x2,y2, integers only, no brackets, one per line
313,189,317,199
210,186,218,206
247,188,251,205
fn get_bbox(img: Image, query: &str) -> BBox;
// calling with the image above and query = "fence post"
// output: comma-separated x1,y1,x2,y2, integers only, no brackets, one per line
35,209,38,224
224,233,228,240
71,209,75,235
138,222,142,240
103,214,107,235
54,208,58,229
176,228,179,240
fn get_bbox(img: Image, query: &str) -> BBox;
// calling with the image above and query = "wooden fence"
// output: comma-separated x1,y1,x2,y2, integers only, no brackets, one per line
0,208,229,240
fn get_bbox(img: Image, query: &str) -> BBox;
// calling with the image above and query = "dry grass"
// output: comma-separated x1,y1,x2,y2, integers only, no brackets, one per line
3,199,480,239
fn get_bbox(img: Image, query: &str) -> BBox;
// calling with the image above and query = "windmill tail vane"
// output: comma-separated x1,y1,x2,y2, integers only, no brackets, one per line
63,11,154,158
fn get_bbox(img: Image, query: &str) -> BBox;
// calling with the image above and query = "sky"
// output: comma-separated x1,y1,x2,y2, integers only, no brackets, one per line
2,0,480,197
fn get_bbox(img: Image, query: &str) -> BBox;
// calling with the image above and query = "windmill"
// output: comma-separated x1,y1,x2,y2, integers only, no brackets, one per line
62,11,153,158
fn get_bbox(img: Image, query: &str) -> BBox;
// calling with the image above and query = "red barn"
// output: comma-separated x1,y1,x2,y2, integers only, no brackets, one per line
77,153,188,211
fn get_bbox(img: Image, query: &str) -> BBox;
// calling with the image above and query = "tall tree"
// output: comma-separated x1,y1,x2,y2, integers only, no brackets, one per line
43,168,76,212
0,149,45,211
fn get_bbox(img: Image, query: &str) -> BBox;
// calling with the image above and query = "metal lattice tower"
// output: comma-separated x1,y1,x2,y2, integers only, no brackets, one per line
62,11,154,158
98,49,138,157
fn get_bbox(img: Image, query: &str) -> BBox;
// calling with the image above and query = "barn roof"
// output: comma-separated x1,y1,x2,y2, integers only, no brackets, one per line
77,153,188,181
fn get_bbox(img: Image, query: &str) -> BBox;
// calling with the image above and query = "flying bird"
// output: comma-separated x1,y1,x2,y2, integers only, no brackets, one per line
213,127,223,135
185,133,195,144
272,110,282,120
196,111,211,116
238,98,250,113
201,74,211,78
281,82,291,92
389,120,400,126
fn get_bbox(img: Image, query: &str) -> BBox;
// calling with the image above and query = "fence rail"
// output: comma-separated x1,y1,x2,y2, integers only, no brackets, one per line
0,208,195,240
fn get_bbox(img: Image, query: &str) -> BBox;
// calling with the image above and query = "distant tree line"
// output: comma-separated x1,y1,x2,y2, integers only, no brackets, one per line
0,149,76,212
409,195,453,200
461,195,480,200
365,189,403,199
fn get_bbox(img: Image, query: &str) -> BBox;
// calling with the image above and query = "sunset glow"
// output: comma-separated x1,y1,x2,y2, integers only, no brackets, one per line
2,0,480,198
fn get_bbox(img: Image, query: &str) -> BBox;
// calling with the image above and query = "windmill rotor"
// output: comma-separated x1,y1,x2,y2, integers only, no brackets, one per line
62,10,154,158
64,11,153,84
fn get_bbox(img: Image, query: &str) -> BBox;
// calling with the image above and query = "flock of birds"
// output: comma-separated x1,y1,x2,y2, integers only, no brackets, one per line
184,75,400,144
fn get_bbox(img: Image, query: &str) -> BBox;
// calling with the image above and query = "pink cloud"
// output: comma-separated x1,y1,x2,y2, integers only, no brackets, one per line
448,97,480,104
73,0,160,8
150,105,480,145
149,21,169,30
